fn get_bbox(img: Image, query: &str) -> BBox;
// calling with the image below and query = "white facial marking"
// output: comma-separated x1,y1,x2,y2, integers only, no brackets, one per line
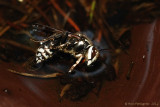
88,46,93,60
86,47,99,66
91,52,97,62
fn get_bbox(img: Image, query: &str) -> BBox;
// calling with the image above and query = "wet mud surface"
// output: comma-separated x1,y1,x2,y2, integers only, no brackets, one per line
0,19,160,107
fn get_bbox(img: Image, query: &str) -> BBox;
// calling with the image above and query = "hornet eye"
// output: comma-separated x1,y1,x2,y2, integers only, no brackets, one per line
91,47,97,59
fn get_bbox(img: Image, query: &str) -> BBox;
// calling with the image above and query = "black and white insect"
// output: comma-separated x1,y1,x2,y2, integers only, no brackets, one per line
8,24,116,101
31,24,99,74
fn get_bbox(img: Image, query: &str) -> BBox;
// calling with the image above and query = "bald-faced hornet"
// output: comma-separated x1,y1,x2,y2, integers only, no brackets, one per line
8,24,116,101
31,24,99,74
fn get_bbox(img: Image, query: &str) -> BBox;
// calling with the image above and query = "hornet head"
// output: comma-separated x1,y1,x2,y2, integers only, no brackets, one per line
85,46,99,66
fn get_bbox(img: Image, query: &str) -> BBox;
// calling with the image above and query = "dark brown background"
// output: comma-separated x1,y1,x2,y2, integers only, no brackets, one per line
0,18,160,107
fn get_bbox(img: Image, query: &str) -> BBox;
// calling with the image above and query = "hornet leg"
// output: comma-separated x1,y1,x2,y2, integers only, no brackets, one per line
68,54,83,73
